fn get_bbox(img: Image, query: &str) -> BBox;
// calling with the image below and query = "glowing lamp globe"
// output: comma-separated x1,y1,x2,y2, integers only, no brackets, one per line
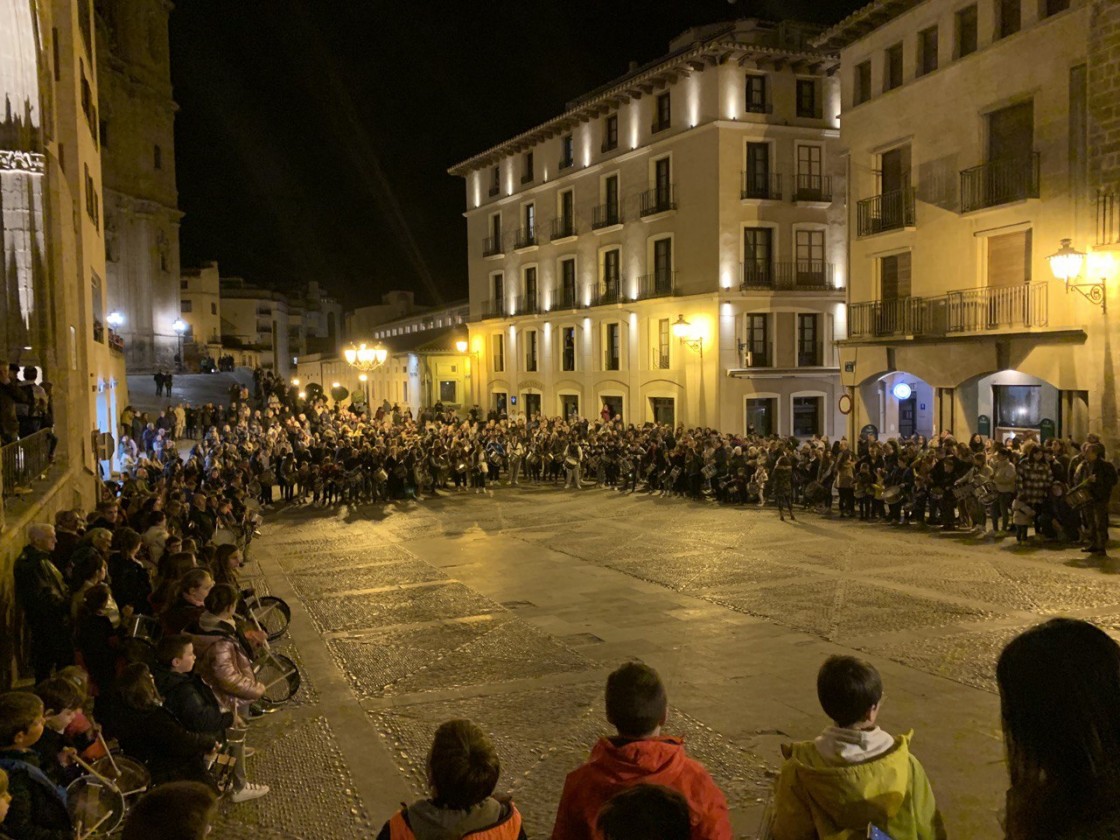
892,382,913,401
1048,239,1085,284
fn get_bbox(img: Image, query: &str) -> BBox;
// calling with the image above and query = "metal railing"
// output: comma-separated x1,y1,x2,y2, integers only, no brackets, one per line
482,233,503,257
551,217,577,241
511,295,539,317
555,288,581,310
558,156,574,171
848,297,930,338
592,203,622,229
2,428,53,497
635,270,676,300
740,261,836,290
740,172,782,200
601,138,618,153
639,185,676,217
108,330,125,353
856,187,915,236
488,184,500,197
1098,188,1120,246
591,280,622,307
745,101,772,115
479,299,504,320
946,281,1048,332
794,174,832,203
960,153,1040,213
651,118,671,134
514,227,537,249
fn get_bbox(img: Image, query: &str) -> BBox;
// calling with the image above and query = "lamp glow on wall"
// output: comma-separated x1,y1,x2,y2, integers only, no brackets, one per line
1048,238,1106,312
672,314,704,354
342,341,388,371
106,311,124,328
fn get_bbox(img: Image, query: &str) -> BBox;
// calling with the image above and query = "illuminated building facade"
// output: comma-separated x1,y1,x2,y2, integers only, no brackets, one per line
451,20,848,436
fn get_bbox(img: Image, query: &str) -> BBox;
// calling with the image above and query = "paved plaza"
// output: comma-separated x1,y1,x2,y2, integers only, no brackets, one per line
207,480,1120,839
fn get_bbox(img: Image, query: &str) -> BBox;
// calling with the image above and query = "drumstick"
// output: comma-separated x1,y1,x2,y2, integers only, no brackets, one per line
71,754,117,789
95,733,121,776
79,809,114,839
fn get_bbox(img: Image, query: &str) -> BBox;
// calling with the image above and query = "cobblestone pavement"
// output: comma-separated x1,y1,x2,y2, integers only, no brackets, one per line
219,482,1120,838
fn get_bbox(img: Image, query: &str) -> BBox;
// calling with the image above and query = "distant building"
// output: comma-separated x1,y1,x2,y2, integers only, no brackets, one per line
346,290,426,340
96,0,183,372
287,281,343,359
816,0,1116,446
218,277,291,376
179,262,222,363
450,19,846,434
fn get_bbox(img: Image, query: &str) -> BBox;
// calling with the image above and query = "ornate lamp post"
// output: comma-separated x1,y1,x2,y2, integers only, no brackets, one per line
172,318,188,371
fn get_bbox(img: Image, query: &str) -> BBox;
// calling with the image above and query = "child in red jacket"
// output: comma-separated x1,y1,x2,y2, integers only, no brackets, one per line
551,661,731,840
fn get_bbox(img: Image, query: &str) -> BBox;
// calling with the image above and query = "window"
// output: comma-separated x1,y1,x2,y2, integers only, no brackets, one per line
746,398,776,435
747,313,770,366
654,157,672,206
602,249,621,300
657,318,670,369
743,228,773,286
918,27,938,75
797,314,821,366
745,74,767,113
603,114,618,151
560,134,574,168
994,385,1041,427
91,274,103,339
796,79,819,118
884,43,904,91
796,145,824,201
560,258,577,308
181,299,192,313
880,252,913,300
605,323,621,370
521,151,533,183
84,164,99,229
1044,0,1070,15
154,144,162,170
556,190,574,238
603,174,619,221
489,165,500,196
956,5,978,57
793,396,823,436
523,266,537,312
211,302,218,315
100,120,108,148
998,0,1021,38
52,28,60,81
653,92,671,131
854,61,872,105
650,397,675,426
525,330,538,372
492,273,504,313
795,230,826,285
987,230,1032,287
653,238,672,292
492,334,505,372
440,380,457,403
745,142,772,198
562,327,576,371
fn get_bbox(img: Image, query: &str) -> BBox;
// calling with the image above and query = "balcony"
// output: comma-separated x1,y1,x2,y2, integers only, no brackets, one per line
514,226,537,250
740,261,837,291
108,330,125,354
520,172,533,185
488,184,500,197
592,203,622,229
746,101,772,115
479,299,504,320
847,281,1049,339
960,153,1040,213
794,174,832,203
740,172,782,201
482,233,504,257
511,294,539,317
640,185,676,217
601,138,618,153
550,217,577,241
1097,187,1119,246
556,288,582,310
591,280,622,307
558,156,574,171
92,320,104,343
651,117,671,134
856,187,915,236
635,270,676,300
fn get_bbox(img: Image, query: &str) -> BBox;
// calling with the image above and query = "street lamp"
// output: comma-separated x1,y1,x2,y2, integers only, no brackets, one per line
671,314,704,353
1048,238,1106,312
106,311,124,329
342,341,389,371
172,318,188,371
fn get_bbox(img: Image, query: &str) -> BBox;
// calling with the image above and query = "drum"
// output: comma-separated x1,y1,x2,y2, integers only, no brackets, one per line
746,481,761,497
619,458,634,475
701,464,717,480
804,481,824,502
250,595,291,641
213,527,238,546
455,461,469,473
255,652,301,704
91,754,150,798
374,467,389,483
668,466,682,485
127,615,161,650
929,487,945,501
975,482,1000,506
248,480,261,497
67,775,126,837
565,455,579,468
1066,486,1094,509
881,485,904,506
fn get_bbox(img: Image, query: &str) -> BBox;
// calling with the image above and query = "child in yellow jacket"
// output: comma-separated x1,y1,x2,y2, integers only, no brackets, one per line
770,655,946,840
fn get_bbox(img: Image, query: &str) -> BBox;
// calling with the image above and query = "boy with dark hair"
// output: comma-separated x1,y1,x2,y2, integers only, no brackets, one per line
771,655,945,840
597,784,692,840
31,679,83,786
122,780,217,840
0,692,73,839
378,719,524,839
552,661,730,840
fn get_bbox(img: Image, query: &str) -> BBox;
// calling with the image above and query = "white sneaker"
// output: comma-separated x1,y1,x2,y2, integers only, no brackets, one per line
230,782,270,802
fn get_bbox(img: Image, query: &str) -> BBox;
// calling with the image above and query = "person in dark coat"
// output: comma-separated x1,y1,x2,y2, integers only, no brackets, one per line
0,691,73,840
109,528,153,617
74,585,122,695
13,524,72,682
49,510,83,579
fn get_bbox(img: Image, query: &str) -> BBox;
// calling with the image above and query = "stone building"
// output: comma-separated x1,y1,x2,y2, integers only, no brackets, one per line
218,276,291,376
95,0,182,372
179,261,221,364
1,0,125,685
816,0,1118,447
450,19,847,435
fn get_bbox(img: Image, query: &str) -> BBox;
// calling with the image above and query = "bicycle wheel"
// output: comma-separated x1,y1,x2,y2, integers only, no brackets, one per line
255,652,300,704
251,596,291,641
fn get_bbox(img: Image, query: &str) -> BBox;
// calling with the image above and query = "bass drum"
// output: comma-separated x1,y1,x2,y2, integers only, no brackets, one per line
255,652,301,704
91,754,151,798
250,596,291,641
67,775,126,837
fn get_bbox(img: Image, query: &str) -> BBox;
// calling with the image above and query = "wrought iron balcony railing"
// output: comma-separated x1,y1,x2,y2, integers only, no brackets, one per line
551,217,577,241
740,261,837,291
1097,187,1119,246
639,185,676,217
591,280,622,307
794,174,832,203
740,172,782,201
592,203,622,229
511,295,539,317
482,233,504,257
856,187,916,236
960,153,1040,213
514,226,537,249
635,270,676,300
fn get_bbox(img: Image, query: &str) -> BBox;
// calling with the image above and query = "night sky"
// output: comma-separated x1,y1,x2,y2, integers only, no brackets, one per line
169,0,864,310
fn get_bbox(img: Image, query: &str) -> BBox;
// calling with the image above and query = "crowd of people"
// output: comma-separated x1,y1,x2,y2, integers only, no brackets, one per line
1,368,1116,838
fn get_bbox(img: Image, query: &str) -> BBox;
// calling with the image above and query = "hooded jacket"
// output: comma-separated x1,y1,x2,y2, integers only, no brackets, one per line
190,612,264,713
377,799,525,840
771,731,945,840
551,736,731,840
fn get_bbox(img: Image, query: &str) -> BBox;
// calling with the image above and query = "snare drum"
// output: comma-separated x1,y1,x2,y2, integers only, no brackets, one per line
929,487,945,501
92,754,151,798
975,482,1000,506
701,464,717,480
881,485,904,506
564,455,579,468
67,775,126,837
254,652,301,704
1066,486,1094,509
249,595,291,641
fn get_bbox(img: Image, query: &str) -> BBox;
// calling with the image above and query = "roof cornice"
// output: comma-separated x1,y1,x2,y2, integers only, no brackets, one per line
812,0,925,51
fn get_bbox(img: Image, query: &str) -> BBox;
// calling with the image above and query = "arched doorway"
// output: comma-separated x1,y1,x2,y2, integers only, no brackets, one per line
960,370,1062,442
859,371,934,439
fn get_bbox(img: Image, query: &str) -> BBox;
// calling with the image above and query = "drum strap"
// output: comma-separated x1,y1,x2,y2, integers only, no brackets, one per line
0,757,68,804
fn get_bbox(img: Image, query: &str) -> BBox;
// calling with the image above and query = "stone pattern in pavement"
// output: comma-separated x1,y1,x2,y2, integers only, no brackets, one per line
223,482,1120,838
